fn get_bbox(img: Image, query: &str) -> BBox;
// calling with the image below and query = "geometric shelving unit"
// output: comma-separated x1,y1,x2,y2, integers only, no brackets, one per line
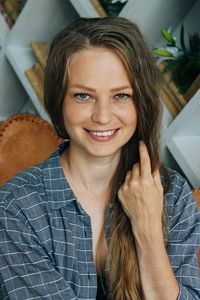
166,89,200,188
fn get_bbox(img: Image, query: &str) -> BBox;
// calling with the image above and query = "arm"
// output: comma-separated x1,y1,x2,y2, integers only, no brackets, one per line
133,225,180,300
118,141,200,300
0,203,77,300
166,179,200,300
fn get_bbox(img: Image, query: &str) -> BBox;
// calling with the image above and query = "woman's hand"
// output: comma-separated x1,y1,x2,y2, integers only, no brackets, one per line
118,141,180,300
118,141,164,241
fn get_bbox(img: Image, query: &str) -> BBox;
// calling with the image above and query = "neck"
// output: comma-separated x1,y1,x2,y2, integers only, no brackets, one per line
61,144,120,195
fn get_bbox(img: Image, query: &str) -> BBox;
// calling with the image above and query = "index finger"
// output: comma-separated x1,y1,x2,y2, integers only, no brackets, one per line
139,140,152,177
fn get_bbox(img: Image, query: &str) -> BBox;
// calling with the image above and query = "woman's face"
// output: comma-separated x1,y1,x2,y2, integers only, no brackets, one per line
63,47,137,160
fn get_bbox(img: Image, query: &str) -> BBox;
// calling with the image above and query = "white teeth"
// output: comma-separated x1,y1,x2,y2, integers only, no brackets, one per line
90,130,115,137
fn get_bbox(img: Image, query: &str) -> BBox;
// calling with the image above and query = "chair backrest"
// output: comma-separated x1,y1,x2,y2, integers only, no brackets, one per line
193,188,200,209
0,113,63,186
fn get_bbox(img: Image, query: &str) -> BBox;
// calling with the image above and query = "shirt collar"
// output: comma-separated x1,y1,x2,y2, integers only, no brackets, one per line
43,141,77,210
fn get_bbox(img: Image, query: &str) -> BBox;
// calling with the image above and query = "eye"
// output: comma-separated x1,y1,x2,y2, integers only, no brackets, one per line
74,93,90,101
114,93,132,101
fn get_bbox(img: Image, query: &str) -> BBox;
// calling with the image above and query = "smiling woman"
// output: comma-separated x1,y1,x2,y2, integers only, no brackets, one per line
0,17,199,300
62,47,137,159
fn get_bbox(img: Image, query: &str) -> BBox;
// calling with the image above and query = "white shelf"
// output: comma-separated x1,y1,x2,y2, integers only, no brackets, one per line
119,0,195,45
6,46,35,73
5,45,49,120
166,89,200,188
20,98,37,115
69,0,99,17
4,0,79,120
168,136,200,187
160,104,174,167
0,13,9,49
0,51,27,120
5,0,78,47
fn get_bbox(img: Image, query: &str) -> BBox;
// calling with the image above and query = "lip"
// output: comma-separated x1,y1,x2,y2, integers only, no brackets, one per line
85,128,119,132
84,128,120,142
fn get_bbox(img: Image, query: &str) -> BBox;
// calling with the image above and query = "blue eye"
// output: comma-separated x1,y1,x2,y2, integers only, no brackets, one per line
115,93,131,100
74,93,90,100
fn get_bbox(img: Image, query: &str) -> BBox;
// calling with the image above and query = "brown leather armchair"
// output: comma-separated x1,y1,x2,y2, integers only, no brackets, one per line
193,188,200,209
0,113,63,186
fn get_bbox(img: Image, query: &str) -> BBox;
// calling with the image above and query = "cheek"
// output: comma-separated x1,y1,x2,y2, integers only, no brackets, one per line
121,105,137,127
63,115,78,134
62,104,76,129
63,104,88,128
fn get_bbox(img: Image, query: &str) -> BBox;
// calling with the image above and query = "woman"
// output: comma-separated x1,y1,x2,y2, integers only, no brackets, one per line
0,17,199,300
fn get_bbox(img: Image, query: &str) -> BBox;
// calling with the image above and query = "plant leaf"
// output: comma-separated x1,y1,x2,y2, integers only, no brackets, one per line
161,30,176,46
153,48,174,57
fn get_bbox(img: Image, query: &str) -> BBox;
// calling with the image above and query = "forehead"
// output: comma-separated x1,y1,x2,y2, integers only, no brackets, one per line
69,46,121,65
67,47,130,82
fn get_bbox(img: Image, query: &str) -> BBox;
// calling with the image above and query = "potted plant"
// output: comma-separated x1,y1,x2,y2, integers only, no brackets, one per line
153,25,200,100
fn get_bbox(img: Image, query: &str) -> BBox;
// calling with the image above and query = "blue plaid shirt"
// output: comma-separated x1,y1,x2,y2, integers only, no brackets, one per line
0,143,199,300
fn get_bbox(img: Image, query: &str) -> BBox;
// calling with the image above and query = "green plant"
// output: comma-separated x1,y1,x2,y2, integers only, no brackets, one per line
153,25,200,93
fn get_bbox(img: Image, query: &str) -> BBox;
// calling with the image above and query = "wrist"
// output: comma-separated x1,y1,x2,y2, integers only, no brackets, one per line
132,224,164,250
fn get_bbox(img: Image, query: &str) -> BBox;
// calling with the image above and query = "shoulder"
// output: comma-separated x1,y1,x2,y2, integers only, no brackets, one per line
161,167,196,217
161,167,200,230
0,146,61,218
0,163,45,218
161,167,192,205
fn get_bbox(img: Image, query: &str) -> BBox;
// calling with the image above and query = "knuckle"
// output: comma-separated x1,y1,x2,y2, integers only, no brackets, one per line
141,178,152,188
125,171,131,181
132,163,139,171
118,184,127,198
121,184,129,193
118,190,122,201
130,179,140,189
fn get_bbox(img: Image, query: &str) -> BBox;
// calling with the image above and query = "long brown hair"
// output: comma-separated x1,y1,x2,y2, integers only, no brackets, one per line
44,17,163,299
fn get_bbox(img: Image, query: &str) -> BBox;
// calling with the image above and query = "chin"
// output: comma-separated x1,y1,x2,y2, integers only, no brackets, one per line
85,145,122,159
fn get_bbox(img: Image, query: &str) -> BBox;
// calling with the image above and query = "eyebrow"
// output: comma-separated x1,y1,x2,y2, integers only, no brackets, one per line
69,84,132,92
69,84,96,92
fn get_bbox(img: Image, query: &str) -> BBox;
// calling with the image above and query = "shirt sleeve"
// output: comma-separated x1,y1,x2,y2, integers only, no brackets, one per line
166,179,200,300
0,197,77,300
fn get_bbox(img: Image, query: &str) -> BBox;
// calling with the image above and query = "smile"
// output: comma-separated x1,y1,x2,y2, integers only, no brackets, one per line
89,129,116,137
84,128,120,142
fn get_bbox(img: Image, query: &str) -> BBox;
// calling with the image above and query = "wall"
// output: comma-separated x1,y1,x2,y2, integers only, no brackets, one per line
123,0,196,46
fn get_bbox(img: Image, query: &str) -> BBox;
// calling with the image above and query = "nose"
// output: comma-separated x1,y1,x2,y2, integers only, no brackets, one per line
91,99,113,125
